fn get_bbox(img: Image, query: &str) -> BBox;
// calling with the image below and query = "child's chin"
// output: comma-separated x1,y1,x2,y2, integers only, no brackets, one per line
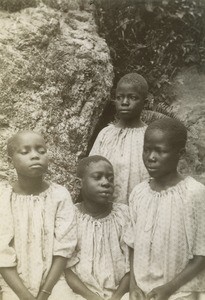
97,196,111,203
146,167,158,176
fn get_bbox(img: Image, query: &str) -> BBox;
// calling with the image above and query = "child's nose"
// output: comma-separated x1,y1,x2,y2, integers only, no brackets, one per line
121,96,129,105
30,150,40,159
148,151,156,162
101,177,110,187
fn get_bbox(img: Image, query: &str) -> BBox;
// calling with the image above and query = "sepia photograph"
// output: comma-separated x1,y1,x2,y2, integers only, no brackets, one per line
0,0,205,299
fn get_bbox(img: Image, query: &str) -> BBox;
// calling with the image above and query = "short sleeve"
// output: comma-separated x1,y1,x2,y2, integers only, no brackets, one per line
66,250,79,269
118,204,131,272
192,183,205,256
123,189,138,249
0,183,17,267
53,187,77,258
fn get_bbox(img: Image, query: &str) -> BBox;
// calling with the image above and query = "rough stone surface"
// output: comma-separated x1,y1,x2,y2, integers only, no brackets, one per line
172,67,205,184
0,3,113,199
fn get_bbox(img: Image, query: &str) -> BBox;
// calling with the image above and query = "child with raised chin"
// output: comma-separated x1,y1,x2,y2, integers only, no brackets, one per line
90,73,149,204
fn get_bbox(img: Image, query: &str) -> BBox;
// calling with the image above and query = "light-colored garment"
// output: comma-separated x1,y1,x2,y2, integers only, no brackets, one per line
69,202,130,299
89,124,148,204
125,176,205,295
169,292,197,300
1,275,75,300
0,181,77,299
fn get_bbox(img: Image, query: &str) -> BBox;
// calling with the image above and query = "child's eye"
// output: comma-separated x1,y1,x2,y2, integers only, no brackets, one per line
116,95,123,102
128,95,139,101
108,176,114,183
20,150,28,155
115,95,139,102
38,148,47,154
92,174,101,180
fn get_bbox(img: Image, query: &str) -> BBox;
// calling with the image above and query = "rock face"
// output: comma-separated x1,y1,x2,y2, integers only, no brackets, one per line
0,2,113,199
172,67,205,184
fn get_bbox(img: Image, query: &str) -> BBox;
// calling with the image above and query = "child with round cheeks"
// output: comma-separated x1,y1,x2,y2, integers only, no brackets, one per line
90,73,149,204
64,155,130,300
124,118,205,300
0,131,77,300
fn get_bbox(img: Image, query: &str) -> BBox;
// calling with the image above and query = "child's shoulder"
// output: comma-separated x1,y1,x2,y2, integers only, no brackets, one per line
185,176,205,196
97,123,116,136
128,180,150,204
111,202,130,219
110,203,131,229
130,180,149,195
0,181,13,208
112,202,129,212
49,182,72,201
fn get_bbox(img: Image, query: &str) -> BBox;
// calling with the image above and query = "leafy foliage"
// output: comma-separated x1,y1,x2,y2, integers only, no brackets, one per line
94,0,205,105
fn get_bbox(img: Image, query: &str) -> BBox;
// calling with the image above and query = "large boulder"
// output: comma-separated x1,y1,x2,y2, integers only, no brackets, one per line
0,2,113,199
172,67,205,184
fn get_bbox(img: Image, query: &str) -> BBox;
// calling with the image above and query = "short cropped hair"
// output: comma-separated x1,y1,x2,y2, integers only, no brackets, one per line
7,132,22,157
117,73,148,99
145,117,187,150
7,130,44,157
77,155,113,179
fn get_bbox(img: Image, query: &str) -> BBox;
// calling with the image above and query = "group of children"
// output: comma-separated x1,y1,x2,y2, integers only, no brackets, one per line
0,73,205,300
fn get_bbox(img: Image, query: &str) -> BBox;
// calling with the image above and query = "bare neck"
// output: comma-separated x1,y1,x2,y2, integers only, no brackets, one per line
13,175,48,195
150,171,183,192
117,118,145,129
82,199,111,219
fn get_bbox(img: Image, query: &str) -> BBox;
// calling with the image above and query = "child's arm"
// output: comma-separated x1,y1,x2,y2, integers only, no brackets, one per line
0,267,36,300
37,186,77,300
129,249,145,300
64,268,104,300
109,272,130,300
37,256,67,300
147,255,205,300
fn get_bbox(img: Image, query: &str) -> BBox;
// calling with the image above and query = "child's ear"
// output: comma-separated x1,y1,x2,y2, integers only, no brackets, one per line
74,177,83,190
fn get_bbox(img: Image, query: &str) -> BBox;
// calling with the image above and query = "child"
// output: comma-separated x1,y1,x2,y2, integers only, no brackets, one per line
126,118,205,300
90,73,149,204
0,131,77,300
64,155,130,300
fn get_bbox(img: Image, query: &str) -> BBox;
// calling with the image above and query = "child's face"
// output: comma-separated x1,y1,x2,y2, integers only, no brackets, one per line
10,132,48,178
81,160,114,204
115,81,144,122
143,129,182,179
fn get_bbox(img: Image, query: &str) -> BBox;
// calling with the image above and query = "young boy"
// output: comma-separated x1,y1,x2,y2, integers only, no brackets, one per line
65,155,130,300
90,73,149,204
126,118,205,300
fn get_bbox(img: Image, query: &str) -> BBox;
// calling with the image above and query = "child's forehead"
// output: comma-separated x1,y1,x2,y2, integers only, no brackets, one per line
145,128,172,143
116,80,140,91
85,160,113,172
13,132,46,147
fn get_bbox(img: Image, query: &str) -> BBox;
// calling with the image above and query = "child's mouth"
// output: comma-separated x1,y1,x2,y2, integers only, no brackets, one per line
30,164,42,168
119,110,130,113
99,191,111,197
